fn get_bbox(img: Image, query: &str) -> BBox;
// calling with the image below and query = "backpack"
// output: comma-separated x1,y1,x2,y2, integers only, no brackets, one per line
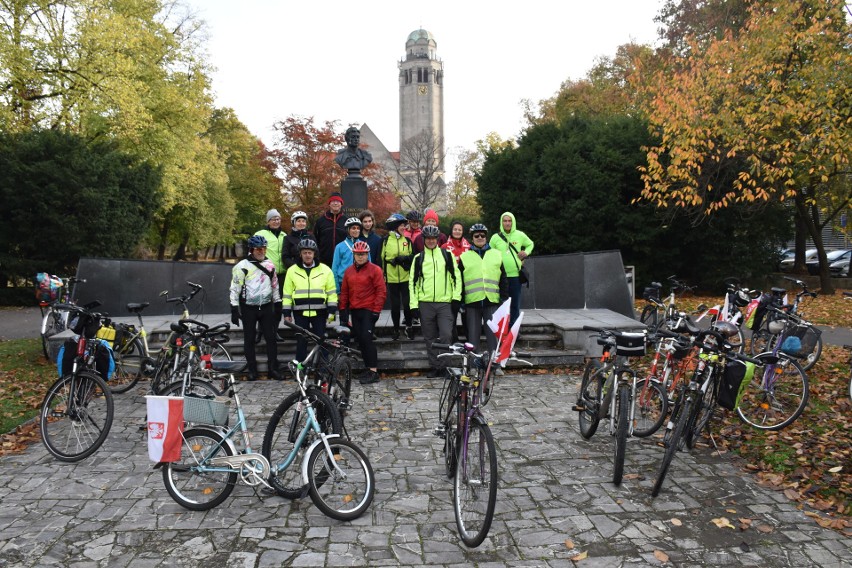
412,248,456,290
35,273,63,302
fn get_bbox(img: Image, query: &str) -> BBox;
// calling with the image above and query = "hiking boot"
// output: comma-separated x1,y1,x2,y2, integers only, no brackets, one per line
268,369,284,381
245,372,258,382
359,371,380,385
405,326,415,340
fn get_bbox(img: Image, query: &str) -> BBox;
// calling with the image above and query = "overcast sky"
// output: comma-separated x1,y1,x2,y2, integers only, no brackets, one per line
186,0,663,173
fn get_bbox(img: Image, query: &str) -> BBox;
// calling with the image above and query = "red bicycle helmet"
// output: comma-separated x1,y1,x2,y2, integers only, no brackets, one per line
352,241,370,253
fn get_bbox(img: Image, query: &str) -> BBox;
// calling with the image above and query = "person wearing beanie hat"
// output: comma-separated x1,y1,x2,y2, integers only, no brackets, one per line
254,208,287,293
266,209,281,222
412,209,447,253
313,192,346,267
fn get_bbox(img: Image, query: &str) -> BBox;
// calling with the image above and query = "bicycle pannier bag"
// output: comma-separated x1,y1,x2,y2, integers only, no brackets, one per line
615,332,645,357
519,265,530,286
57,338,115,380
718,360,755,410
35,273,62,302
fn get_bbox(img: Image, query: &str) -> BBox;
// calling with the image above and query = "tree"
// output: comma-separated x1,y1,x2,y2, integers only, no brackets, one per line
0,129,160,283
637,0,852,292
396,130,446,212
655,0,758,56
446,133,514,219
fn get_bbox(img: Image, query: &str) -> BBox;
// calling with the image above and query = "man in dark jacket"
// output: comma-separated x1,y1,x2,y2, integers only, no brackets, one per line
313,192,346,267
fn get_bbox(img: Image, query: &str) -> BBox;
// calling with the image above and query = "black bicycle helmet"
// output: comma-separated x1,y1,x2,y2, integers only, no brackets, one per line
298,238,318,251
469,223,488,235
247,235,268,249
385,213,406,230
421,225,440,238
406,210,422,222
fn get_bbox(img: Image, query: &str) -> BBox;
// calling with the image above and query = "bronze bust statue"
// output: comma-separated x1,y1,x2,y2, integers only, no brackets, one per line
335,126,372,174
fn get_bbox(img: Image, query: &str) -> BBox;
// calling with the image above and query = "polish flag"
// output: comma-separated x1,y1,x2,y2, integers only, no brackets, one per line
496,313,523,367
487,298,511,336
145,396,184,462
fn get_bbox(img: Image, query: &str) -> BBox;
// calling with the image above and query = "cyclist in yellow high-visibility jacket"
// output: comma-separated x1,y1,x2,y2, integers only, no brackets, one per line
458,223,508,354
282,238,338,362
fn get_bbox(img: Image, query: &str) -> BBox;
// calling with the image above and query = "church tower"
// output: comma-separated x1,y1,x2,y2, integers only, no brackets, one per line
398,29,445,173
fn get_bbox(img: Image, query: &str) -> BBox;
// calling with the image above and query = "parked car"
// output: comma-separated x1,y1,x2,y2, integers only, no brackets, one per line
780,248,818,272
828,249,851,277
806,249,848,275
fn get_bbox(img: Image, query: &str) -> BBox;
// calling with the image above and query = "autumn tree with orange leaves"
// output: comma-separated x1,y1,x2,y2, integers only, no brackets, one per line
636,0,851,293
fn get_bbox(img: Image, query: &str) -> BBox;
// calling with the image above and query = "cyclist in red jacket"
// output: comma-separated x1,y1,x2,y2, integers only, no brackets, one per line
339,241,387,384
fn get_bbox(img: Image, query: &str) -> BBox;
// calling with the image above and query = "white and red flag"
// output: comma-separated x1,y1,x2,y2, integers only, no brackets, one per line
487,298,511,337
495,312,523,367
145,396,184,462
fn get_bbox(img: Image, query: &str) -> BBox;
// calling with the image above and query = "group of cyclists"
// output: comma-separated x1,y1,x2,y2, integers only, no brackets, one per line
229,192,534,384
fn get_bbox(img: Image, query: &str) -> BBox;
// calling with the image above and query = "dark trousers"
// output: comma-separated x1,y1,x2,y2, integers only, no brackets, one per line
240,302,278,374
508,277,522,326
387,282,411,329
465,302,498,353
294,312,326,362
451,301,467,343
420,302,453,369
351,309,378,368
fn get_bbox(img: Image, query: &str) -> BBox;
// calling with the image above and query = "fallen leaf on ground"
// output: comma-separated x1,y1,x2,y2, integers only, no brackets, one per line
571,551,587,562
653,550,669,563
711,517,735,529
564,539,574,549
670,518,682,526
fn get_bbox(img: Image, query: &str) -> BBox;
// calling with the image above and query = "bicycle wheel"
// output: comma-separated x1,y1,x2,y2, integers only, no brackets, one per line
639,305,658,330
652,396,693,497
41,310,63,360
109,337,144,394
687,373,717,449
454,418,498,548
306,438,375,521
328,357,353,418
736,353,809,431
40,370,114,462
159,377,222,399
749,327,772,356
261,387,342,499
162,428,237,511
577,360,603,439
632,378,667,437
612,384,629,486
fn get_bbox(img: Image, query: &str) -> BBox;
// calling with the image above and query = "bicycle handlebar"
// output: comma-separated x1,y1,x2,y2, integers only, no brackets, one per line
164,281,204,304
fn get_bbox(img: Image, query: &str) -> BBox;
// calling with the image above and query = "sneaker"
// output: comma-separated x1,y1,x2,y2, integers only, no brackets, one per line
405,326,415,340
359,371,380,385
412,317,421,327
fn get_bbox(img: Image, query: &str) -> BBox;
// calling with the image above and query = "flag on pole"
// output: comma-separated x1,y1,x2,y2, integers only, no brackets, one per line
145,395,184,462
496,313,523,367
487,298,511,336
721,291,730,321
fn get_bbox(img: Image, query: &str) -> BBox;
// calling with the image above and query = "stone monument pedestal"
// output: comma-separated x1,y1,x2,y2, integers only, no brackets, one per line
341,176,367,215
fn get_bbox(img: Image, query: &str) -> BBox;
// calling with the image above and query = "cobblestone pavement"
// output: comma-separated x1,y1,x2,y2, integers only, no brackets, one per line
0,372,849,567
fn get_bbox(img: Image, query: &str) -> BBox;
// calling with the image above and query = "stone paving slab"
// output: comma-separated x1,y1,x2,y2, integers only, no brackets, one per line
0,372,849,567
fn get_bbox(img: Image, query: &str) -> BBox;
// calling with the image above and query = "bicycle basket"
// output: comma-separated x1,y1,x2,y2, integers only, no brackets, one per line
783,324,821,356
615,332,645,357
182,395,230,426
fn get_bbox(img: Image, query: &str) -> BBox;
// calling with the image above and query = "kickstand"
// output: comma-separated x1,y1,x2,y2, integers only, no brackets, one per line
708,431,722,457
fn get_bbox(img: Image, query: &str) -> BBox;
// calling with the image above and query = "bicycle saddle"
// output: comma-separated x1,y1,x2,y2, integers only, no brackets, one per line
126,302,150,313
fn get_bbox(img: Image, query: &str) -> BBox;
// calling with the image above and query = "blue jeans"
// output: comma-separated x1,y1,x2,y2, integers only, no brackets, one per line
508,277,522,326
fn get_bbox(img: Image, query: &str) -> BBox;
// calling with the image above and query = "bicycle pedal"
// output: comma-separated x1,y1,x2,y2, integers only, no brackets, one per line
432,425,446,439
571,404,585,412
338,399,352,412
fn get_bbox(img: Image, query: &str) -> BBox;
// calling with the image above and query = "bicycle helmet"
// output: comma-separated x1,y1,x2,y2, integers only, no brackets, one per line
421,225,440,238
406,210,422,222
734,289,750,307
344,216,362,229
768,319,786,334
352,241,370,253
385,213,406,229
469,223,488,235
712,320,739,338
298,238,318,252
247,235,268,249
291,210,308,223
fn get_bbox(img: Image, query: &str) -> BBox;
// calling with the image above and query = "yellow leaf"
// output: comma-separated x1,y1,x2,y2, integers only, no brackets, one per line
654,550,670,563
564,539,575,549
670,518,683,526
711,517,735,529
571,551,588,562
828,466,842,473
726,508,737,514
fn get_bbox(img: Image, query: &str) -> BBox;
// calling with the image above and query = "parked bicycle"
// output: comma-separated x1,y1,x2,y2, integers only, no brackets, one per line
639,276,695,332
573,327,659,486
160,353,375,521
39,303,114,462
281,320,359,421
695,277,759,352
38,275,86,359
652,328,761,496
433,342,531,547
749,277,822,371
155,319,230,399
